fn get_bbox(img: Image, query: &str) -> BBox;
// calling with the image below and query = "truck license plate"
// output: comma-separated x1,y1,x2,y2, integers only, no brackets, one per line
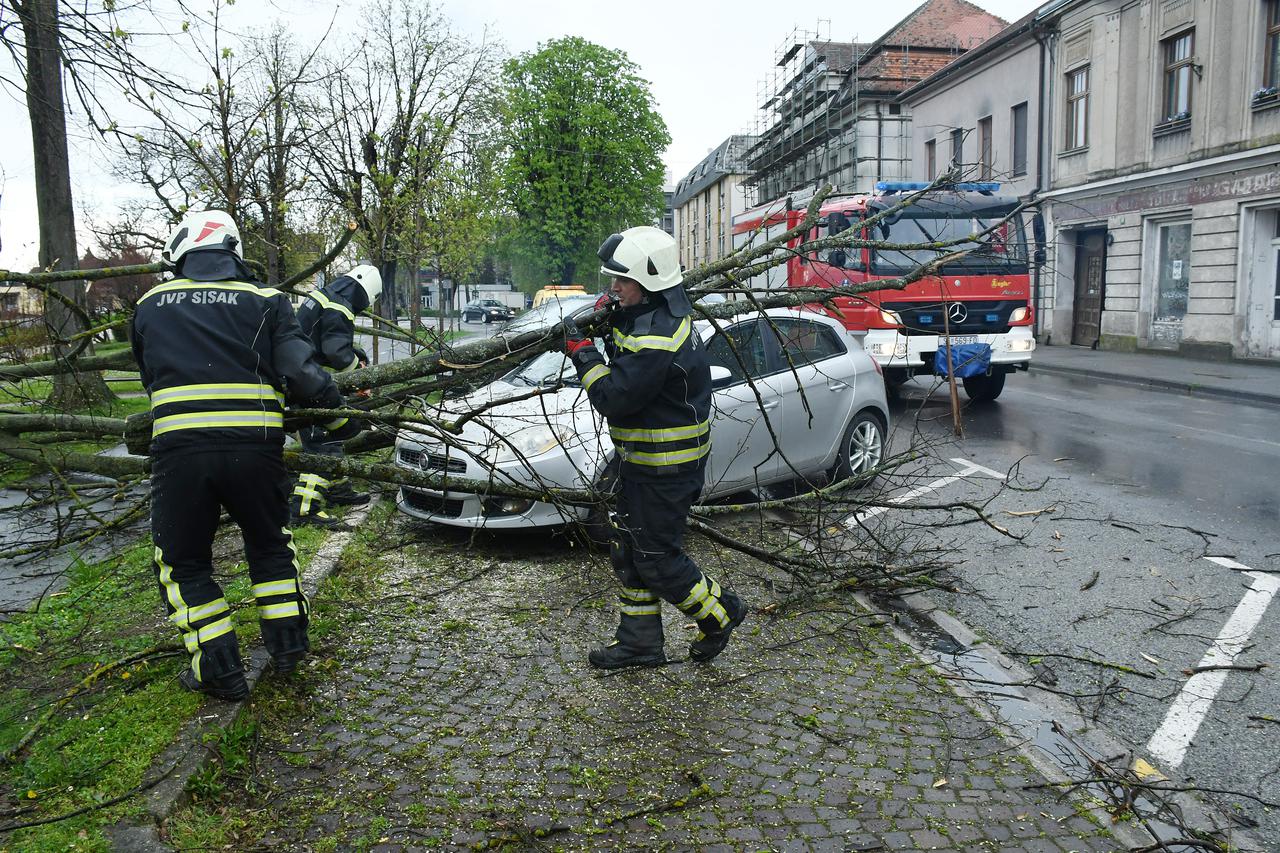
945,335,979,345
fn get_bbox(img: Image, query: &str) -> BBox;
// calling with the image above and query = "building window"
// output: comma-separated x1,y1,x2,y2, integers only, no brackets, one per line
978,116,993,180
1065,66,1089,150
1011,102,1028,176
925,140,936,178
1161,30,1194,123
1273,214,1280,321
1265,0,1280,89
950,127,963,167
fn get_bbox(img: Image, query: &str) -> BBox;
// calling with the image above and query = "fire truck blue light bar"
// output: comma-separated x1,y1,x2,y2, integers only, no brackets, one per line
875,181,1002,193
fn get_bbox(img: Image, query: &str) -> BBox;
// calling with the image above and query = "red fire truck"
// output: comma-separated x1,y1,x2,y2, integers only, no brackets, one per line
731,182,1036,401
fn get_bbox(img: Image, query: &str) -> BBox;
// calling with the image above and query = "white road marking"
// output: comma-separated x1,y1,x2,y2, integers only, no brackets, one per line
843,459,1005,527
1145,557,1280,770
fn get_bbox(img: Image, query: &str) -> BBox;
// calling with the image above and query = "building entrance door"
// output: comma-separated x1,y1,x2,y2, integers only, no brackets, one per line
1243,208,1280,360
1071,229,1107,347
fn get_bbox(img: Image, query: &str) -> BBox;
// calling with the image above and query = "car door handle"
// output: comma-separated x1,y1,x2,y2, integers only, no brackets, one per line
761,400,780,412
826,380,849,392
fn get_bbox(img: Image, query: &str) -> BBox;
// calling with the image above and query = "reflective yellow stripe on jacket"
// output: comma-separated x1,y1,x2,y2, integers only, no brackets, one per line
138,279,279,302
309,290,356,322
150,383,285,409
152,411,285,436
612,316,691,353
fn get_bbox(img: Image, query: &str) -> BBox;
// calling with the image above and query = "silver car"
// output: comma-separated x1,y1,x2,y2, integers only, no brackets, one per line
393,307,890,530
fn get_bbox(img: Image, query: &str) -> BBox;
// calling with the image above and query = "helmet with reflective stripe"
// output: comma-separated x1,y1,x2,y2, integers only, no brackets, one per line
345,264,382,303
163,210,242,265
598,226,681,292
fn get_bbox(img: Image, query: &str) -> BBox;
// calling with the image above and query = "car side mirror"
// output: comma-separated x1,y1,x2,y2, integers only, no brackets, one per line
827,249,847,268
709,365,734,389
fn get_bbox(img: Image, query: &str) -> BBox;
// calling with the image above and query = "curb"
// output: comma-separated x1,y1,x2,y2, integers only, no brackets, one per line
878,588,1267,853
108,499,378,852
1029,362,1280,409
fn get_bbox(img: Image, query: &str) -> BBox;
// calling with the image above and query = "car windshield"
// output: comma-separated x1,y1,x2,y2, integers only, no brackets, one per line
872,212,1028,274
506,349,585,387
501,295,596,336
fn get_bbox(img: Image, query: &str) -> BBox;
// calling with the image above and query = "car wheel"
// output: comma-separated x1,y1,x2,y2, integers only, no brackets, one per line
484,314,492,324
834,410,885,487
962,371,1005,403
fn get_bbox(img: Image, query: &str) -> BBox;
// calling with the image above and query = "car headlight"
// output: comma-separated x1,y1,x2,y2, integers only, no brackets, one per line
490,424,574,464
880,309,901,326
1009,307,1029,323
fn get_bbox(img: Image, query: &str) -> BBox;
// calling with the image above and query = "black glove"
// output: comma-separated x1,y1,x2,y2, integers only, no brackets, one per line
352,345,369,367
562,315,592,356
325,416,364,441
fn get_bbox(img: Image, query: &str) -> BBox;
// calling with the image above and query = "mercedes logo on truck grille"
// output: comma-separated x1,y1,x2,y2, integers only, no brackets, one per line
947,303,968,324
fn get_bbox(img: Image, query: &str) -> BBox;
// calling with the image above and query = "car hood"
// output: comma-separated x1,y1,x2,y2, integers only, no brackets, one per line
399,380,611,489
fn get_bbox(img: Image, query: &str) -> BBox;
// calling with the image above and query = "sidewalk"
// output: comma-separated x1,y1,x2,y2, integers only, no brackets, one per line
1030,343,1280,408
156,509,1129,852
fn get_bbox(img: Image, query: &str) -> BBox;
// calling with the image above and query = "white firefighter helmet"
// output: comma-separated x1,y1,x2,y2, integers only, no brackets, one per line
163,210,242,266
346,264,382,303
597,226,682,292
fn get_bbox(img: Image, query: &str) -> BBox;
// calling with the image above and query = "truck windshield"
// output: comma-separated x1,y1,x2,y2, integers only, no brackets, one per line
871,213,1028,275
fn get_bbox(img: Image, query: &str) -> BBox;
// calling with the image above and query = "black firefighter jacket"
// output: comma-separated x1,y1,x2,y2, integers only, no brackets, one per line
131,276,345,455
295,275,369,373
570,299,712,482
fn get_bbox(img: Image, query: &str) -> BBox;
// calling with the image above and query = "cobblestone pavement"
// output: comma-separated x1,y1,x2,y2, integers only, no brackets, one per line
191,509,1120,852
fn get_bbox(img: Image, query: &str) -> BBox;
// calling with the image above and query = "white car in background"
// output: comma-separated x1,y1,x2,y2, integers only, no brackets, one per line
393,307,890,531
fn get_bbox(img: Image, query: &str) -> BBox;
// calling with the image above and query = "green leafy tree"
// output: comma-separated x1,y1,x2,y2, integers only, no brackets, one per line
501,37,669,286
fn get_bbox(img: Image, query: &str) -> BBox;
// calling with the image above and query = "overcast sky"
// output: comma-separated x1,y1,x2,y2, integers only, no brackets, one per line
0,0,1040,270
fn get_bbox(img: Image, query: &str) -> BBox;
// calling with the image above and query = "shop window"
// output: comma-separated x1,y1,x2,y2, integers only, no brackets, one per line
1065,66,1089,150
1154,221,1192,325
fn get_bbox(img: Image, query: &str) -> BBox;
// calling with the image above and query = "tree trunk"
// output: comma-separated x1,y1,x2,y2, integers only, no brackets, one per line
17,0,111,408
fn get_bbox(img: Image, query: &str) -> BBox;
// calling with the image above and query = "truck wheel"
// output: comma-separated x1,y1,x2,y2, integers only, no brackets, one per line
833,410,885,488
962,371,1006,402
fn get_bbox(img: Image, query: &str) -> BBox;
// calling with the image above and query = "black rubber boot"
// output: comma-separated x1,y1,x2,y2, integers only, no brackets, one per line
271,650,306,677
179,668,249,701
588,641,667,670
689,590,747,663
324,481,370,506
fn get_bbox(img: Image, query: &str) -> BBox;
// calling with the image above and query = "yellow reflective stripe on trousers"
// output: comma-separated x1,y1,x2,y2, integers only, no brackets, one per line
324,417,349,430
252,579,298,599
610,419,710,444
154,546,189,622
281,526,308,616
582,363,610,391
138,279,279,302
182,616,234,652
619,442,710,467
294,473,328,515
170,597,229,629
621,603,661,616
678,576,729,627
310,290,355,321
150,383,284,409
612,316,691,353
620,586,658,602
258,602,301,620
153,410,284,436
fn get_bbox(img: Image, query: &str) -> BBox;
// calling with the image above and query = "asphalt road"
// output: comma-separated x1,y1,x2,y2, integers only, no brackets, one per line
883,372,1278,847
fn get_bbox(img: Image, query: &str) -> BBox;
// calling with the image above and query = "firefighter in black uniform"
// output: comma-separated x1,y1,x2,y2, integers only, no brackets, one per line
131,210,360,700
564,226,747,669
290,264,382,525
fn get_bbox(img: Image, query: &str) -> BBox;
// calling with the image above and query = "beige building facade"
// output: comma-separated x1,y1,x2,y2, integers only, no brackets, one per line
1040,0,1280,360
672,136,755,272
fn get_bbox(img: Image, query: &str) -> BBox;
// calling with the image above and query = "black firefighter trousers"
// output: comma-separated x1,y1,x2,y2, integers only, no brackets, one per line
609,474,739,651
151,447,309,684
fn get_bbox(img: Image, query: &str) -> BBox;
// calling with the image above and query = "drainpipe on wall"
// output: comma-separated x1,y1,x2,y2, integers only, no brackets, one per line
1032,25,1049,342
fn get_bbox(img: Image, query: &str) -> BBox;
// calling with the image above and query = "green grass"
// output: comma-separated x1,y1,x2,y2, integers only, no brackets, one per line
0,521,329,851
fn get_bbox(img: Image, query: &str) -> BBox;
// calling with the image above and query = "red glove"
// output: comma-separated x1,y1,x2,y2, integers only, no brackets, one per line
562,315,593,356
